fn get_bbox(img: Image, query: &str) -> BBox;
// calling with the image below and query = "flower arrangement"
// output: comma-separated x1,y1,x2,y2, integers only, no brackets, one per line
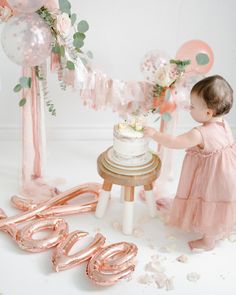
0,0,91,115
151,59,190,122
118,59,191,127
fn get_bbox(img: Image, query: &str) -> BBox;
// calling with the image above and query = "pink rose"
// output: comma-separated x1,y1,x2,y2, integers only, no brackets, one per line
56,13,71,35
44,0,59,13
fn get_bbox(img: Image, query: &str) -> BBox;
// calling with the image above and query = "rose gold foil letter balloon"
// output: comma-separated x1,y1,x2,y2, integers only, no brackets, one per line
7,0,45,13
52,231,106,272
1,13,52,66
86,242,138,286
16,218,69,252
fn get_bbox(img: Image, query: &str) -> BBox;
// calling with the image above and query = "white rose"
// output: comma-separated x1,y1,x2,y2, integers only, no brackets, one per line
56,13,71,35
154,64,175,87
0,6,12,23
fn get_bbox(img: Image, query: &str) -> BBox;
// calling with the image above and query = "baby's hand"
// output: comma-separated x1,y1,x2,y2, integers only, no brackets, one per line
143,126,156,138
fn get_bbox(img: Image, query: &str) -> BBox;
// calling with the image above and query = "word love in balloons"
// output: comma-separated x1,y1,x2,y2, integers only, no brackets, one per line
0,184,138,286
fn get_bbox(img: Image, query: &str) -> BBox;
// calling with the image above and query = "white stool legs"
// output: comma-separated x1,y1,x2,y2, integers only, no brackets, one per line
95,182,112,218
123,201,134,235
122,186,134,235
120,186,125,203
144,184,156,217
96,182,156,233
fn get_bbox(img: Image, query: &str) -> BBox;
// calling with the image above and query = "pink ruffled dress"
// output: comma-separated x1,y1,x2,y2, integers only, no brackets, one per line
167,119,236,236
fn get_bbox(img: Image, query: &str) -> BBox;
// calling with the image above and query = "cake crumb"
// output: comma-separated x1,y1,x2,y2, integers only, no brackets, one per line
166,235,177,240
112,221,122,231
165,277,174,291
137,274,153,285
133,227,144,238
159,244,177,253
153,273,167,289
145,261,165,273
176,255,188,263
186,272,200,282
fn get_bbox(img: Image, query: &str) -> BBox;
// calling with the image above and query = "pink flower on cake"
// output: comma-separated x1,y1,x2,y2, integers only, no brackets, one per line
56,12,71,35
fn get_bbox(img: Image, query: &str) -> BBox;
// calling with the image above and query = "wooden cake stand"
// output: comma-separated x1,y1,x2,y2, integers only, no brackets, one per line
95,147,161,235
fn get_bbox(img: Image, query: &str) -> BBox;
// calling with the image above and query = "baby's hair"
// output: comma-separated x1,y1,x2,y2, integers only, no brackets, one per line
191,75,233,116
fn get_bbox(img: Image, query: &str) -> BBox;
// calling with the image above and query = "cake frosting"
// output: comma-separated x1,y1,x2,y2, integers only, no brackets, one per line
113,123,148,159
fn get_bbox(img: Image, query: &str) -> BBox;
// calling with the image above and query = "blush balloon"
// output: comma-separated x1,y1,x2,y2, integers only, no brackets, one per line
176,40,214,74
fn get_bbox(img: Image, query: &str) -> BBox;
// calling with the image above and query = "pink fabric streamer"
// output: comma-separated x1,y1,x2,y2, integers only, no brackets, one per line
64,69,75,88
80,69,153,115
21,67,60,199
50,52,61,72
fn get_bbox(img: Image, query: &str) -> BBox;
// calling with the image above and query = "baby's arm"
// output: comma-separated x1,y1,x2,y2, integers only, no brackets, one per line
144,126,203,149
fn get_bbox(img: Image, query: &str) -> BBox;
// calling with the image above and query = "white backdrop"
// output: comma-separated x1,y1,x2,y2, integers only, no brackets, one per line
0,0,235,140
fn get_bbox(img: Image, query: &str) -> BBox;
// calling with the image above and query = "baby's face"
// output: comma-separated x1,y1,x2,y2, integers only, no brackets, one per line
189,93,213,123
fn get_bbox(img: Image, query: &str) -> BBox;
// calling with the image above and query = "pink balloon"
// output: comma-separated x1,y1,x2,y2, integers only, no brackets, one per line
140,50,170,83
7,0,45,13
176,40,214,74
1,13,52,66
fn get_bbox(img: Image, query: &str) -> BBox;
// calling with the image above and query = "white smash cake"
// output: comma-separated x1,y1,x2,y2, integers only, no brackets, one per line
110,121,151,166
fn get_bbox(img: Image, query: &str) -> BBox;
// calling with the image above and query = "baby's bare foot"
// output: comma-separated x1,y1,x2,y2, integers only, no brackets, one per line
188,237,215,251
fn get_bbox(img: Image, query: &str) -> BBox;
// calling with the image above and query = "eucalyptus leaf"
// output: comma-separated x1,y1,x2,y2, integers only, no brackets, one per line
59,0,71,14
196,53,209,65
19,98,27,107
165,89,171,101
86,50,93,59
80,57,88,66
73,32,85,40
13,84,22,92
66,60,75,70
77,20,89,33
60,45,65,57
52,44,61,54
76,48,83,54
73,38,84,49
70,13,77,26
20,77,31,88
161,112,172,121
155,107,160,114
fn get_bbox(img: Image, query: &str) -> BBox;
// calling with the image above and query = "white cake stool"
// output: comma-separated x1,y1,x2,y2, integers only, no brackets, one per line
95,147,161,235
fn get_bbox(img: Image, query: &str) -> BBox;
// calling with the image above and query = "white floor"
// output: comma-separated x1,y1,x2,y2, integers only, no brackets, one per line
0,140,236,295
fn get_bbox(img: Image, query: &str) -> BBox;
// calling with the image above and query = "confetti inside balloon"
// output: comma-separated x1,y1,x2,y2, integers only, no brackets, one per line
1,13,52,66
140,50,170,83
7,0,45,13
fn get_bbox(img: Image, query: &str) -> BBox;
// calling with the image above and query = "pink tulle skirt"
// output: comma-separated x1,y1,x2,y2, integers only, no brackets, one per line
167,196,236,236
